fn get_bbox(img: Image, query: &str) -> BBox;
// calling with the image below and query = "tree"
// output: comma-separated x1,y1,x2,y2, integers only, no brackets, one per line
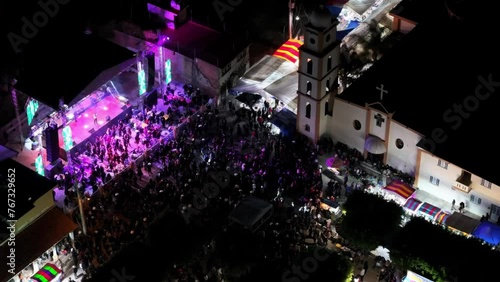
308,250,354,282
391,217,500,282
338,190,403,251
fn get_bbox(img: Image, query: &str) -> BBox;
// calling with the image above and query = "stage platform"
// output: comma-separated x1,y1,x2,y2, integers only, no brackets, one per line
58,95,129,155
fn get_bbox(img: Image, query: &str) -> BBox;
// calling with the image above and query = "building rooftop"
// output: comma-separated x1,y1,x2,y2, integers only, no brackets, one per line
0,158,57,220
161,21,250,67
337,0,500,184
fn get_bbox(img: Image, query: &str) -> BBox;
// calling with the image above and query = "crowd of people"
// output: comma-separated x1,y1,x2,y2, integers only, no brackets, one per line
50,84,395,281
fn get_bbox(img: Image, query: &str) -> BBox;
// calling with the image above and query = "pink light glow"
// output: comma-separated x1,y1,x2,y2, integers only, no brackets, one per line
98,120,104,125
103,106,108,111
84,113,89,117
84,125,89,129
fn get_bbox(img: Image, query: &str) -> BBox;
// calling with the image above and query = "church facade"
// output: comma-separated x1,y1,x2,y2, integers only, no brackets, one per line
296,6,500,219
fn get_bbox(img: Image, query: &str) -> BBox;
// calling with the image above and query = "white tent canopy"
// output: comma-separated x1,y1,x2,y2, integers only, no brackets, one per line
232,55,298,112
370,246,391,261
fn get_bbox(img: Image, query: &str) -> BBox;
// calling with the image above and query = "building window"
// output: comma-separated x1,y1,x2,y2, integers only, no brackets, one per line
470,195,482,205
326,34,331,43
307,58,313,74
353,120,361,131
491,205,500,217
327,56,332,71
395,138,404,149
430,176,440,186
481,179,492,189
325,101,332,116
305,124,310,132
326,78,330,92
305,102,311,118
437,160,448,169
306,81,312,95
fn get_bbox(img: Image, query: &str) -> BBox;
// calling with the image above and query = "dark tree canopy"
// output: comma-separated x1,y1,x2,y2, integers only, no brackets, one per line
308,250,353,282
339,190,403,250
391,217,500,282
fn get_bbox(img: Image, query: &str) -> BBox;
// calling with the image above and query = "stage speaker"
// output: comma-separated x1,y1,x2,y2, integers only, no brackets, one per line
44,125,60,163
106,115,111,121
146,53,156,89
144,89,158,108
45,158,63,180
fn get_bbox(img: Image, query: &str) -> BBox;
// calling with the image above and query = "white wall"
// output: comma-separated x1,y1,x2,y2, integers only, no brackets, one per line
297,95,318,140
368,110,387,140
387,121,421,175
329,99,367,152
417,150,500,217
303,25,337,54
297,68,338,101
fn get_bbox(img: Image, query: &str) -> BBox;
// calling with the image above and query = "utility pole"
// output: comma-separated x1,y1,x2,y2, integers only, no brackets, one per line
76,182,87,235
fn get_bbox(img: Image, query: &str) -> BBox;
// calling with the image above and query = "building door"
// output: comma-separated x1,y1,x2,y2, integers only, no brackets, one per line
490,204,500,222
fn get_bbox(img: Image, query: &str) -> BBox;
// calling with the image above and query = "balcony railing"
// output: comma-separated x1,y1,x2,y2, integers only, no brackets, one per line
453,181,471,193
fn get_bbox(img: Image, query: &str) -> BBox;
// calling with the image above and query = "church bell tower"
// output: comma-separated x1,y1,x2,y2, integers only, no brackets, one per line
296,6,340,142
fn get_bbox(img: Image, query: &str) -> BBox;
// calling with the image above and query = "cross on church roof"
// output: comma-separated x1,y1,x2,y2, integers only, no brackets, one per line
376,84,388,100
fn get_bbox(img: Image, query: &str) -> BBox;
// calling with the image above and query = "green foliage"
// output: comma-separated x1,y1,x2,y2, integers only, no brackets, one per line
308,250,354,282
339,190,404,250
391,217,500,282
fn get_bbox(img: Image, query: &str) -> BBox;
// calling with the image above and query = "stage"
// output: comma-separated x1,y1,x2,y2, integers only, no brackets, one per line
57,94,131,157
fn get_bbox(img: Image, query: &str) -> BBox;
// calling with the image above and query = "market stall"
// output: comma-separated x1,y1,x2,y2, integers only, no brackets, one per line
417,202,441,222
472,221,500,246
403,270,434,282
445,212,480,237
403,198,422,215
320,198,342,216
434,210,450,225
30,263,62,282
382,180,415,205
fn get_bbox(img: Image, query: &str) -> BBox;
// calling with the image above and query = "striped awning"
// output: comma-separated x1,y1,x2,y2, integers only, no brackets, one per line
404,198,422,211
273,39,303,64
31,263,61,282
435,210,450,224
383,181,415,200
418,202,441,218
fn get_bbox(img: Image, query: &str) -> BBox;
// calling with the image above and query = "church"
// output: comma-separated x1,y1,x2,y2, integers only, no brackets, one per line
296,1,500,220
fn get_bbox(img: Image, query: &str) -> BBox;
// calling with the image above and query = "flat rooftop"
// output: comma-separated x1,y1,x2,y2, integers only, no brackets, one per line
161,21,250,67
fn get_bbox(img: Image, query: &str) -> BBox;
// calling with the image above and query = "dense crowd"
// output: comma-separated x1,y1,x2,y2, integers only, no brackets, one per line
53,85,394,281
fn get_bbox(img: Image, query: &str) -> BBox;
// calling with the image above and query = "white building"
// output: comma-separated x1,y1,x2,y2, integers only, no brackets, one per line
297,3,500,219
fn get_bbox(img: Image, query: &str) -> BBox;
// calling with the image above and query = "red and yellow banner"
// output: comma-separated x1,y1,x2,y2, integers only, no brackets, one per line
273,39,303,64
